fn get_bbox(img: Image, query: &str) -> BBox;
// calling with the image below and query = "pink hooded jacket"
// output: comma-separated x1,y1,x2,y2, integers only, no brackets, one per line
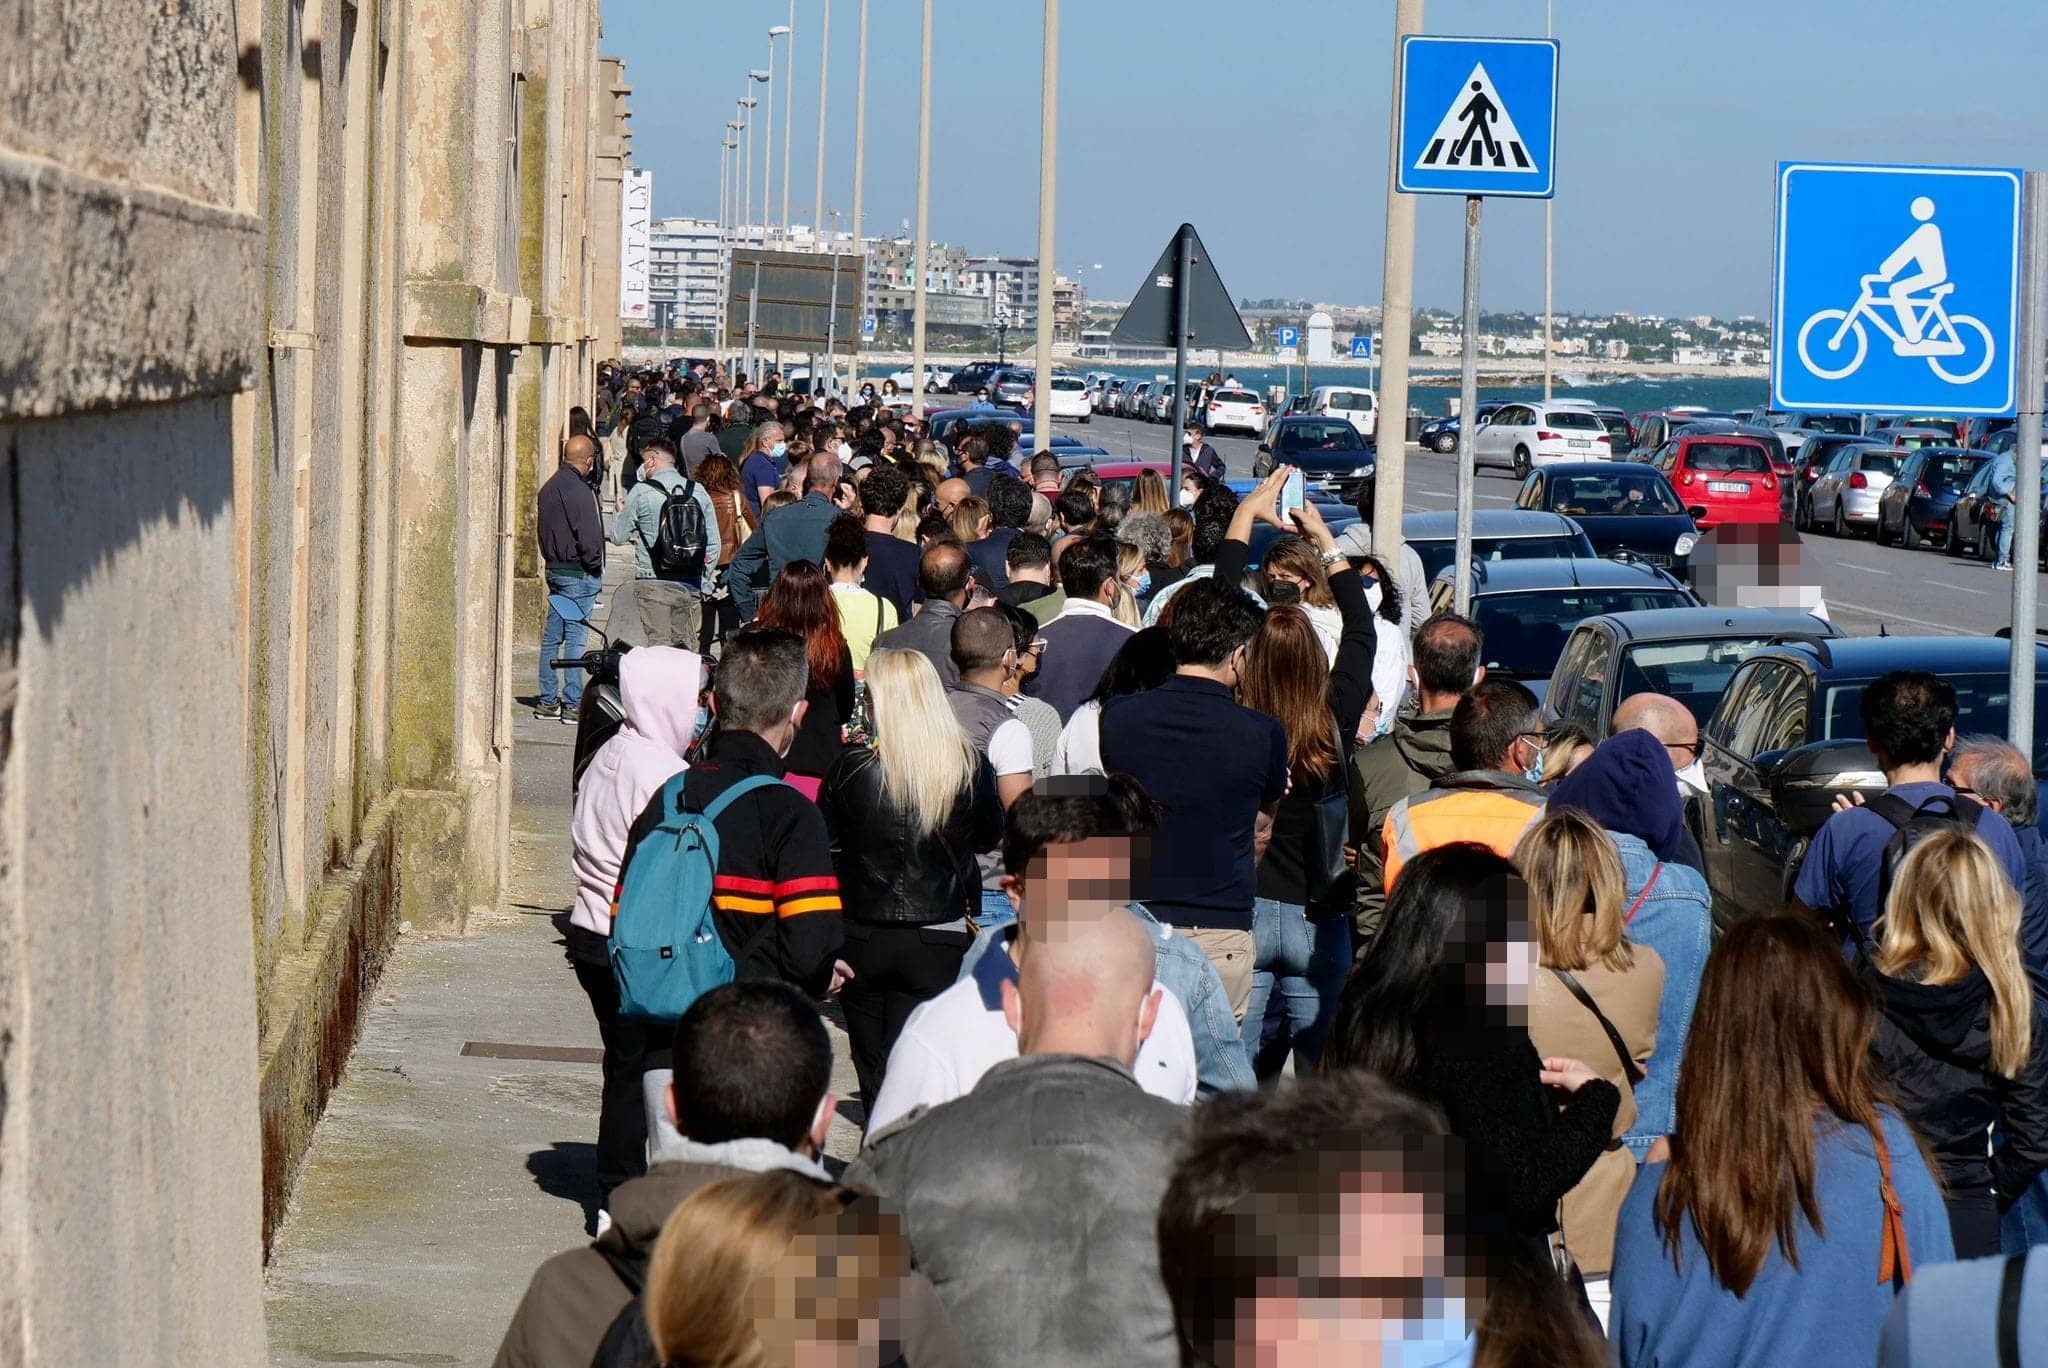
569,645,705,936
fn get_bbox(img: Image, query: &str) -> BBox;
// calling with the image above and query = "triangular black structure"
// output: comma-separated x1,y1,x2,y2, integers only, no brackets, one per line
1109,224,1253,351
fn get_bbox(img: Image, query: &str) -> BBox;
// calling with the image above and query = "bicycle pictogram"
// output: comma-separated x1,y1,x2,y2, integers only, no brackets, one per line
1794,196,1996,386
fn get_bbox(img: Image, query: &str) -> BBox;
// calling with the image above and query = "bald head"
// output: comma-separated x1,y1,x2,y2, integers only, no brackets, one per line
804,451,844,494
1003,905,1160,1066
563,435,597,475
935,478,971,516
918,542,973,606
1612,692,1699,773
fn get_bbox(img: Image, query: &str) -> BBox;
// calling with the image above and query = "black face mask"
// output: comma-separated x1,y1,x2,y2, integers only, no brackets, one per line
1266,580,1303,606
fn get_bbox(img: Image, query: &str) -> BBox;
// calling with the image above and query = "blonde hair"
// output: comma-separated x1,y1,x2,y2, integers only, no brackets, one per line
864,649,981,835
948,496,989,544
1518,807,1634,973
644,1170,846,1368
1877,828,2034,1077
1112,541,1146,628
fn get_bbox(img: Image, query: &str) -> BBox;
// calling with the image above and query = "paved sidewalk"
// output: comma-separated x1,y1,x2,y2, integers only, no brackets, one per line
264,559,862,1366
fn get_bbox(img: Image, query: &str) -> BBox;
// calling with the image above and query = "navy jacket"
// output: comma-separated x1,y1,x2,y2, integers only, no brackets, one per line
1024,603,1132,722
726,493,838,619
538,463,605,575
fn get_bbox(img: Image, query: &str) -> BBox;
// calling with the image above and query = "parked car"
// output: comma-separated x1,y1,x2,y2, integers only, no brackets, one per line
1401,509,1599,584
926,407,1026,444
1876,417,1966,444
1771,411,1864,438
1645,433,1782,529
1095,377,1126,413
1204,387,1266,436
1590,407,1636,458
1804,443,1901,537
1545,607,1842,743
1307,385,1378,439
1874,424,1954,451
1425,557,1701,685
1632,408,1731,451
1252,417,1377,502
1697,636,2048,927
887,364,954,391
1873,447,1988,548
989,368,1035,409
1513,462,1699,576
1418,402,1505,455
1120,380,1153,419
1949,460,2048,564
1473,402,1613,477
948,361,1003,394
1048,374,1092,423
1788,433,1873,525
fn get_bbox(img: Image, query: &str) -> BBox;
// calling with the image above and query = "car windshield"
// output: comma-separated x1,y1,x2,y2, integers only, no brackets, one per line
1545,410,1606,431
1215,390,1259,405
1686,442,1769,474
1918,454,1981,490
1474,589,1698,679
1052,377,1084,391
1858,452,1902,476
1410,533,1594,580
1548,472,1685,515
1822,673,2048,772
1617,637,1786,725
1599,416,1631,439
1277,421,1365,453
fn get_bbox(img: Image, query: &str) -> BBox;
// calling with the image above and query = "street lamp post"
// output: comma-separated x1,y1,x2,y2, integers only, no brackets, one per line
849,0,869,392
740,93,758,244
908,0,933,421
812,0,832,251
762,28,785,242
1029,0,1059,451
781,4,796,238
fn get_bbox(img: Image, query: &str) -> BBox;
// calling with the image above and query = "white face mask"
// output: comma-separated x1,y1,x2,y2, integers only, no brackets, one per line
1364,579,1384,611
837,440,853,462
1178,488,1197,508
1676,758,1708,795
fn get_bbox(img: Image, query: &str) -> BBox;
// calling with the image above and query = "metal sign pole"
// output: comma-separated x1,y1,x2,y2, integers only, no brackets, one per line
1169,225,1193,488
1453,195,1483,617
825,254,842,400
2010,170,2048,753
746,262,761,384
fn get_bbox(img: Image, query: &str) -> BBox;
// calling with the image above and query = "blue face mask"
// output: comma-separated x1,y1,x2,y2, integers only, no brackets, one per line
769,441,788,461
1524,746,1546,785
1133,570,1152,598
692,706,713,745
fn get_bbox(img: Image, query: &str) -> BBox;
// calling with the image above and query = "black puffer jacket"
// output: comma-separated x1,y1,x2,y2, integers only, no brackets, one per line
819,745,1003,926
1866,964,2048,1206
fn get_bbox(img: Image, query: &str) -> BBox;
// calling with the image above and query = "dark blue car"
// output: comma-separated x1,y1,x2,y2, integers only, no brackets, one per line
1514,462,1701,578
1419,402,1504,454
1873,446,1988,549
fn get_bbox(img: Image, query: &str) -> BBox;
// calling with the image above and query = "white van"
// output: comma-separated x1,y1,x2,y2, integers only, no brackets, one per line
1309,386,1377,439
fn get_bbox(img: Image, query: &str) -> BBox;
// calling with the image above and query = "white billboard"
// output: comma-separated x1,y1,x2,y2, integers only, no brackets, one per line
619,167,652,322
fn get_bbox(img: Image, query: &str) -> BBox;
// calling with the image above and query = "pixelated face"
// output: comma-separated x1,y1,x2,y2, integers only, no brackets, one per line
1482,931,1536,1010
1694,523,1809,607
1020,836,1136,925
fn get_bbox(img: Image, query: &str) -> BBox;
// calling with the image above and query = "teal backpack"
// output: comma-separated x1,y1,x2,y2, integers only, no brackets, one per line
610,773,781,1023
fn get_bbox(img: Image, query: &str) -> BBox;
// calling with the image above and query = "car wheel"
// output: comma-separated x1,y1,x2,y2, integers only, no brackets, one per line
1876,512,1894,546
1434,432,1457,454
1794,493,1809,532
1512,446,1531,479
1832,500,1847,538
1080,414,1089,424
1943,519,1959,555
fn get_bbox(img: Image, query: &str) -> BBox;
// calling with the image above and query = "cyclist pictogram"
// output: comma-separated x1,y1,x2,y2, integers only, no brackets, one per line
1795,195,1996,386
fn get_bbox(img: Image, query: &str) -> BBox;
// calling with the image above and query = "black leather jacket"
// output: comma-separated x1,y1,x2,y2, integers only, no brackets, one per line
819,745,1004,926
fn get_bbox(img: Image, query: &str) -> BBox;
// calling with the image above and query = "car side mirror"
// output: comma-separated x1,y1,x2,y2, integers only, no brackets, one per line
1687,505,1709,521
1766,739,1883,835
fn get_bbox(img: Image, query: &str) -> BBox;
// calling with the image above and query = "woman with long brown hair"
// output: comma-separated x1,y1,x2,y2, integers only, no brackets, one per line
1864,828,2048,1256
693,452,752,656
1260,533,1343,664
751,560,853,799
1228,466,1376,1075
1519,807,1664,1325
1610,915,1954,1367
1132,467,1171,517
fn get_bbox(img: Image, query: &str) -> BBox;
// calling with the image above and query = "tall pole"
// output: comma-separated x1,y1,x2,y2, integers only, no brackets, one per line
2009,170,2048,752
1169,225,1193,489
813,0,832,250
909,0,934,421
1374,0,1424,566
717,136,730,356
1029,0,1059,451
1541,0,1554,403
850,0,870,392
759,43,777,244
1453,197,1482,617
741,95,756,245
782,3,797,237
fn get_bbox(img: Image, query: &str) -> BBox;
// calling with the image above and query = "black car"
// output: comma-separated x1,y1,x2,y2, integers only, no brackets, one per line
1514,462,1699,577
1251,417,1376,502
1425,557,1700,685
1589,407,1636,458
1874,447,1989,549
1402,509,1599,584
1544,607,1842,741
1698,635,2048,926
948,361,1003,394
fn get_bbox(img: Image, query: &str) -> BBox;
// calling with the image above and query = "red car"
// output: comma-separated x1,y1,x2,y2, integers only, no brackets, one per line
1649,434,1781,529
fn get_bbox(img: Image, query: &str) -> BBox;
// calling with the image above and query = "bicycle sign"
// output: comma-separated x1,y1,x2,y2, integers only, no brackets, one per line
1773,162,2019,416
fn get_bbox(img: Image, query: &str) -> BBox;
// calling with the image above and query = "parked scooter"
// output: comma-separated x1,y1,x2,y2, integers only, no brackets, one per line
546,592,630,794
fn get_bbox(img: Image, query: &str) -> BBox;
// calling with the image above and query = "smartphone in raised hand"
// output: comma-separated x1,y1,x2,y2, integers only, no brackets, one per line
1279,467,1306,522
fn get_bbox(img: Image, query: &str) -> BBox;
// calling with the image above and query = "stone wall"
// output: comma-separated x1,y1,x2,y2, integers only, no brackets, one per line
0,0,622,1358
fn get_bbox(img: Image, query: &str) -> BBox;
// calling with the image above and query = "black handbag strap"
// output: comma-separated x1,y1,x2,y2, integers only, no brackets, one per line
1551,968,1645,1087
1999,1251,2026,1368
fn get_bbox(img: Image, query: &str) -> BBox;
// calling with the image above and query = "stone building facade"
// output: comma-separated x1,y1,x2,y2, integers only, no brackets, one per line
0,0,622,1361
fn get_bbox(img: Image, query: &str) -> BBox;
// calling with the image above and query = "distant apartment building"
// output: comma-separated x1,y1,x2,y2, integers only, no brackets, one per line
964,257,1041,327
648,216,721,330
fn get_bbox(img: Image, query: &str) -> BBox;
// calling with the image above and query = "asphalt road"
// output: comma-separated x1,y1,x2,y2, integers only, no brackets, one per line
1051,408,2038,641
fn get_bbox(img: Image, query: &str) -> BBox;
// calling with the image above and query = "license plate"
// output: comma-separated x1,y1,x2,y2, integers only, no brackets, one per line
1708,480,1747,494
1567,438,1590,448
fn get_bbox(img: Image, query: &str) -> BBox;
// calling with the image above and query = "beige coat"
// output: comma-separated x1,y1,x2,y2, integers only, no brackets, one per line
1527,949,1664,1277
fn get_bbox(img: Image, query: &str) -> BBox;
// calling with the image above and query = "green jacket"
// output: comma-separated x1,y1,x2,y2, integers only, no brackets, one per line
1347,708,1456,949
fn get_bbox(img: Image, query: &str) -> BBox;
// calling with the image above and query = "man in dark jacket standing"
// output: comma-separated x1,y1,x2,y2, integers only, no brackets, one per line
536,436,606,719
872,543,973,687
726,452,844,620
1024,535,1133,721
1348,611,1480,942
847,905,1184,1367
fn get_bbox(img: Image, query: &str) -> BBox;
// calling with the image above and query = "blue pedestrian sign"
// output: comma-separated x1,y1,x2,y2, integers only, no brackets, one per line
1396,36,1559,199
1350,337,1374,360
1275,325,1300,348
1773,162,2019,416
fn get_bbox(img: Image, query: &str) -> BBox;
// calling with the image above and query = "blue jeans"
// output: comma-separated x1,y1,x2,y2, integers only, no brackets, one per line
957,904,1255,1095
2003,1168,2048,1253
1999,504,2016,565
1245,899,1314,1078
539,567,601,707
977,888,1015,933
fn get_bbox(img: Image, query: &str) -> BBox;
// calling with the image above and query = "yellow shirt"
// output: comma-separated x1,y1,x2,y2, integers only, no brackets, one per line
831,584,899,674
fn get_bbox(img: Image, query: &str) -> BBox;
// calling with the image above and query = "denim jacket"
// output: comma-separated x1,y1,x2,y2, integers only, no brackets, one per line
1612,831,1713,1159
958,903,1255,1096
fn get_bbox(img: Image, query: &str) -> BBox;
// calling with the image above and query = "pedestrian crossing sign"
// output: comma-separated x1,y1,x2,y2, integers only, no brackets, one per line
1397,36,1558,199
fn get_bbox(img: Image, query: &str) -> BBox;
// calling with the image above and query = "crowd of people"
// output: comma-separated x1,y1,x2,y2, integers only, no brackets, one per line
507,357,2048,1367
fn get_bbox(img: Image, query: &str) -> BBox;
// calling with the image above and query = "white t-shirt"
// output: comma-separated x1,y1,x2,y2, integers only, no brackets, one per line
986,716,1034,777
865,953,1198,1138
1052,700,1106,776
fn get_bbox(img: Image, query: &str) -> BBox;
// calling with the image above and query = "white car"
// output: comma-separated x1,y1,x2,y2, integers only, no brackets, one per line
1204,387,1266,435
1049,374,1092,423
1308,386,1378,439
1473,402,1612,476
886,365,954,391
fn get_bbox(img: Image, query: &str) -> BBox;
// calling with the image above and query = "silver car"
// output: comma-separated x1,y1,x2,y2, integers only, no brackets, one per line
1805,443,1902,536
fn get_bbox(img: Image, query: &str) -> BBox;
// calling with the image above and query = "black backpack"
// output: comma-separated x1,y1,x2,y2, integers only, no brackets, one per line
646,478,709,584
1866,790,1983,943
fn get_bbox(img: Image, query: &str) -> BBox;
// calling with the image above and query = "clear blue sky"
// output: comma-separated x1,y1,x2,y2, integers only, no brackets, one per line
603,0,2048,318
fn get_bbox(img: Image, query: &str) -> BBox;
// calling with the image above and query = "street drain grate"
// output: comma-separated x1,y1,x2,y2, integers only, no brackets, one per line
460,1041,602,1064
